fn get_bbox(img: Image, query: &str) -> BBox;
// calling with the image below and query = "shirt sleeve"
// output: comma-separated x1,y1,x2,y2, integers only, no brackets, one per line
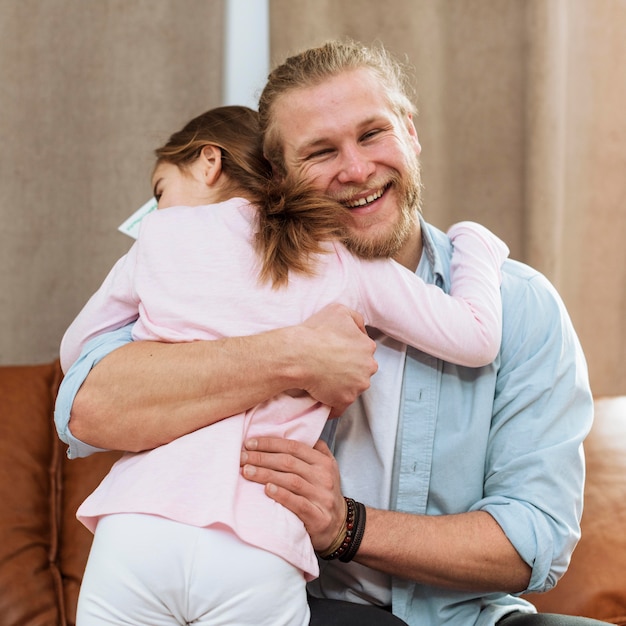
352,221,509,366
471,269,593,593
54,324,134,459
59,243,140,374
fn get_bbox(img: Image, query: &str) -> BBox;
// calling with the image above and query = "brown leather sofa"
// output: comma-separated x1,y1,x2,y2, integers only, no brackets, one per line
0,361,625,626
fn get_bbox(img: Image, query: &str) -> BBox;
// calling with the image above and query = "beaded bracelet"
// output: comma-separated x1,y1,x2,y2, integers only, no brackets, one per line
317,497,366,563
339,500,366,563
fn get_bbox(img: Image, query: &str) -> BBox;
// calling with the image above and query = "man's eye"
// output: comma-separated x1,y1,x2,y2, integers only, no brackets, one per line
362,129,382,141
306,148,332,160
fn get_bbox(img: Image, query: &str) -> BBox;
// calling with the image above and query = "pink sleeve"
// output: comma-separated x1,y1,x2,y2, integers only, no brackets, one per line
353,221,509,367
59,244,140,373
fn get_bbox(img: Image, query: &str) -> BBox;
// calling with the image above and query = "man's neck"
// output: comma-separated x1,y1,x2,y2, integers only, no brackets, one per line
392,220,423,272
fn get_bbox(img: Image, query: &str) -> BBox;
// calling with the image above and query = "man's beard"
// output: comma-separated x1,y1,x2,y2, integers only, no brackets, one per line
343,159,422,260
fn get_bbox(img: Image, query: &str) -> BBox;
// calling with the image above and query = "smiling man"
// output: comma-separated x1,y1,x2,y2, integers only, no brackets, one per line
267,67,423,268
55,40,600,626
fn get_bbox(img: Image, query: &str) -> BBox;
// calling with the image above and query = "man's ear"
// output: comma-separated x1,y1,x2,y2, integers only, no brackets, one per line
200,144,223,186
405,112,422,156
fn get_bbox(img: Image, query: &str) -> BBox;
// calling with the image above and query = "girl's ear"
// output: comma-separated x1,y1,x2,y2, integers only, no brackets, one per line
199,144,223,186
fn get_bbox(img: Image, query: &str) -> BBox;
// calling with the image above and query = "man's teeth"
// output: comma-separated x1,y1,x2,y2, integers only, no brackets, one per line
345,187,384,208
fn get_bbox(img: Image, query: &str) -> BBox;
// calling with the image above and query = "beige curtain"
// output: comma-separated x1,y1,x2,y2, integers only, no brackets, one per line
524,0,626,398
1,0,624,397
270,0,626,397
0,0,224,365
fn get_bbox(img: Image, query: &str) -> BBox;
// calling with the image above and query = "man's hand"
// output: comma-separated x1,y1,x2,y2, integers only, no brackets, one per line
241,437,532,592
240,437,346,551
298,304,378,417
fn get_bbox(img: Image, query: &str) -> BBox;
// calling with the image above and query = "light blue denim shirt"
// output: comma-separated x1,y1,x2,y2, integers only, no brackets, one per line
387,223,591,624
54,222,593,625
54,324,135,459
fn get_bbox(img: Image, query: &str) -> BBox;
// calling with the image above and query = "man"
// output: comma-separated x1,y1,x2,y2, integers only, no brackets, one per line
56,41,600,625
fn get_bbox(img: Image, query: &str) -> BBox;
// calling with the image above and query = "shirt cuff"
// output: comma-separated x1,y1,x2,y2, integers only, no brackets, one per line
54,324,134,459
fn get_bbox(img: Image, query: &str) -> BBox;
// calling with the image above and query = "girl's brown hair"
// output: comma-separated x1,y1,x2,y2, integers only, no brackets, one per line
155,105,270,205
155,105,349,288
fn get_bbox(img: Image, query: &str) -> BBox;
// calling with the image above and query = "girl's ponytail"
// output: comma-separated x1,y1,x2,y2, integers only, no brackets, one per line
255,177,350,288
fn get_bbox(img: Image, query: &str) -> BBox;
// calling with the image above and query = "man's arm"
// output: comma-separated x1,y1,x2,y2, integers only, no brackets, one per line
240,438,531,592
239,272,593,595
67,303,378,453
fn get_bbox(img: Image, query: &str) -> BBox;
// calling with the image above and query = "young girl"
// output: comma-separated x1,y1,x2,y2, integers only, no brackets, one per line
61,106,508,626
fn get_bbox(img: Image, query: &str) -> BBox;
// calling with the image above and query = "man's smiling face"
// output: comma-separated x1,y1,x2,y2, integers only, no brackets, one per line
272,67,423,261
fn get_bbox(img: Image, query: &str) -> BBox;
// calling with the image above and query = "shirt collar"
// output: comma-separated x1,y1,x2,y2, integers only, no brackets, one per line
416,215,449,292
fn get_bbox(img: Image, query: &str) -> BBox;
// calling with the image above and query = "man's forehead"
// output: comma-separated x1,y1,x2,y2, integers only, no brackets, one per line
274,73,397,146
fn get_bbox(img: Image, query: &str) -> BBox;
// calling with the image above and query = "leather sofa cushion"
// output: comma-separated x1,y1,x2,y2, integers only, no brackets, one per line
526,397,626,625
1,360,625,624
0,362,120,626
0,362,65,625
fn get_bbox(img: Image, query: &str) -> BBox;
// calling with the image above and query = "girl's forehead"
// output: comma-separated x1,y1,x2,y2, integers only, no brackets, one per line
151,161,177,182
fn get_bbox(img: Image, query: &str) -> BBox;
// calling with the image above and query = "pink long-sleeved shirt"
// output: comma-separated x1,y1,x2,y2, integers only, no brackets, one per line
61,198,508,579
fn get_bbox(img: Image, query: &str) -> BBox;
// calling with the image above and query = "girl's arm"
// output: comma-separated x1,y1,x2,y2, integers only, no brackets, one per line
357,221,509,367
60,244,140,373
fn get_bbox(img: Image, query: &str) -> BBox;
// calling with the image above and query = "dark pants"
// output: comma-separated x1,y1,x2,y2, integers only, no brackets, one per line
498,613,612,625
308,598,613,626
308,597,407,625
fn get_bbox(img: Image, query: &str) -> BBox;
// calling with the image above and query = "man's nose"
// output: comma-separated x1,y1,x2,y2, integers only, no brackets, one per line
336,146,374,184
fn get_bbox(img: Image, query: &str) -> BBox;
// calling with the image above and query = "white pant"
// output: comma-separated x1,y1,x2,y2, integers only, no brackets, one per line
77,514,310,626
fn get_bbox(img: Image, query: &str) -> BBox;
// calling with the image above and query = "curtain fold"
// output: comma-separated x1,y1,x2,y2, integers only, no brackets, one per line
524,0,569,282
523,0,626,395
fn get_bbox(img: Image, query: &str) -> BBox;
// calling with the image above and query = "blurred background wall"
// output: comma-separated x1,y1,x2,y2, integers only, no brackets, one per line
1,0,624,397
